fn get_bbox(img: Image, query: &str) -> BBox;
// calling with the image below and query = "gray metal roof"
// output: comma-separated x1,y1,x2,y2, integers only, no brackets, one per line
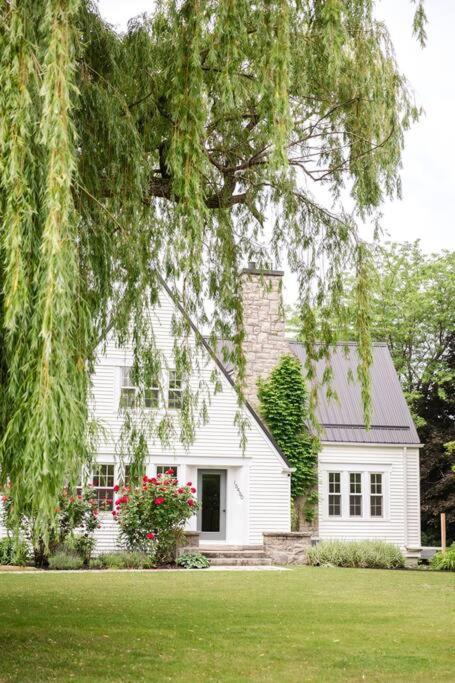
288,341,420,445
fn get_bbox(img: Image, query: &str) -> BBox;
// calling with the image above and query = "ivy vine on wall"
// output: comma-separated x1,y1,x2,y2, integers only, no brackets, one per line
258,354,319,522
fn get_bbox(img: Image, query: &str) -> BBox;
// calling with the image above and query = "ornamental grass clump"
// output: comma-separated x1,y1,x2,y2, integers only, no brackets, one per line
430,544,455,571
95,551,154,569
0,537,30,567
307,540,405,569
112,469,199,564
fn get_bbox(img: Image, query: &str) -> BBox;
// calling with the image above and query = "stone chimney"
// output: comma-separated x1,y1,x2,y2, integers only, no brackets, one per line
241,262,289,409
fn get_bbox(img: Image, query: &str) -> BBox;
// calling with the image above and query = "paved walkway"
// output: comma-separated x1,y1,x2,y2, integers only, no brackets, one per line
1,565,290,574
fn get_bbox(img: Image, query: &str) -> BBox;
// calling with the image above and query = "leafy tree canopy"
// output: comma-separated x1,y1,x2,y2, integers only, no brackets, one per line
0,0,425,539
289,241,455,542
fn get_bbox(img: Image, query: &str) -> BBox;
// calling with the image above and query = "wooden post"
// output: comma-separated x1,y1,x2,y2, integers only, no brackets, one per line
441,512,446,553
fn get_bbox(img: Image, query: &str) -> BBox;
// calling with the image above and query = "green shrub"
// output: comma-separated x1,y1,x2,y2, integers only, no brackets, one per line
88,557,105,570
48,552,84,570
307,540,405,569
430,544,455,571
177,551,210,569
96,551,154,569
0,537,30,566
2,485,100,567
63,534,96,564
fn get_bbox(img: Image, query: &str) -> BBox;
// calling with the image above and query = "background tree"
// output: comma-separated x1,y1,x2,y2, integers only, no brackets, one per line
289,242,455,544
0,0,426,538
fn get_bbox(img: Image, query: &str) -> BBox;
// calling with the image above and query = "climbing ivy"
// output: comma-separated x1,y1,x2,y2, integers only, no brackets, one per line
258,355,319,516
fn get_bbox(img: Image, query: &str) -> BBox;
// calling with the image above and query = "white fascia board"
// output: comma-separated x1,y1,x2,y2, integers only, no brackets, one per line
320,441,423,448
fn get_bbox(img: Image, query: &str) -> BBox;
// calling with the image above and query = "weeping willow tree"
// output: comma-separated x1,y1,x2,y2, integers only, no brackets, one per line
0,0,426,539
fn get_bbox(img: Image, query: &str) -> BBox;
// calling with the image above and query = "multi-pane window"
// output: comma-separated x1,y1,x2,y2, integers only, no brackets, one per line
370,473,383,517
122,464,147,486
328,472,341,516
349,473,362,517
156,465,178,478
120,366,159,409
168,370,183,409
144,381,159,409
92,464,115,510
120,367,136,409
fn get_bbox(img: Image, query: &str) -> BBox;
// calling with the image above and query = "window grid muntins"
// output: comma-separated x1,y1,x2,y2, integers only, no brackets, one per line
120,366,159,409
156,466,178,478
328,472,341,516
168,370,183,410
349,473,362,517
370,473,383,517
92,464,115,510
326,470,386,520
120,366,136,409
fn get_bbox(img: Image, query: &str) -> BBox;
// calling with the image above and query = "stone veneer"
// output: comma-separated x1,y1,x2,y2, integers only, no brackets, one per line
176,531,200,556
241,264,290,410
263,531,312,565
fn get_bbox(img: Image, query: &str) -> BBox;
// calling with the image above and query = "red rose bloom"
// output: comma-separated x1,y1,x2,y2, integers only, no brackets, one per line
112,510,117,516
190,487,196,493
154,497,165,505
186,482,192,486
143,475,148,483
178,488,184,494
157,473,162,478
187,499,194,507
113,485,120,492
165,468,174,475
149,477,157,485
69,496,75,503
146,532,155,540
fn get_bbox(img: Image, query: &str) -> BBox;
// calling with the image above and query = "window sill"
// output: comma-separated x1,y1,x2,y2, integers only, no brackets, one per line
324,516,389,523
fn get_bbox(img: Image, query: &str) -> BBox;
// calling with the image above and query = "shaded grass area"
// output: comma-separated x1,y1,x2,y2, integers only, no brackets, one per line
0,567,453,682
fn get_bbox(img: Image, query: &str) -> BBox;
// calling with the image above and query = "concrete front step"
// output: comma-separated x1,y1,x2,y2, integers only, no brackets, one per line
179,544,273,566
208,557,272,566
200,549,268,559
200,545,264,551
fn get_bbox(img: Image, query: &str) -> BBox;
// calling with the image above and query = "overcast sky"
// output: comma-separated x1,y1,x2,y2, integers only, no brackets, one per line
97,0,454,301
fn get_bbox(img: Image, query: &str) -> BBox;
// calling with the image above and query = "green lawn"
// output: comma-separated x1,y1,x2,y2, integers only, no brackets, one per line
0,567,453,682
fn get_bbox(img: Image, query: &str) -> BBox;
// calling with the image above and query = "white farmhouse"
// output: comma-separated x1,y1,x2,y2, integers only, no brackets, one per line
1,265,422,563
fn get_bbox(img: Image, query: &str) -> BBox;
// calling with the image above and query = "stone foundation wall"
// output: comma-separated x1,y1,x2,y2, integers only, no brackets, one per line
263,531,312,565
177,531,200,555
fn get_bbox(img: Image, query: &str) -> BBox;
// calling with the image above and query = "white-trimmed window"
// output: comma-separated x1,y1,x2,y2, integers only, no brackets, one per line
370,473,383,517
328,472,341,516
349,473,362,517
120,366,159,409
120,366,136,409
168,370,183,409
92,464,115,510
156,465,178,478
144,381,159,409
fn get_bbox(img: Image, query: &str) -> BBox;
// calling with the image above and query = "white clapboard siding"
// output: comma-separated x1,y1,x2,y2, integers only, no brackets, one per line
317,444,421,554
88,285,291,550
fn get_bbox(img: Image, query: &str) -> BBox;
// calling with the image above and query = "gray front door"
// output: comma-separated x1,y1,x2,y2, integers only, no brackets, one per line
197,469,226,541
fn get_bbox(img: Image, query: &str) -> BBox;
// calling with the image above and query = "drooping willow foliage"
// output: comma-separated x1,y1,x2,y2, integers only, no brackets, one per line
0,0,426,539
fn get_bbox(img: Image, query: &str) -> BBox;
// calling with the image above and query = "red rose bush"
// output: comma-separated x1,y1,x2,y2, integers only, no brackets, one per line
112,470,199,563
